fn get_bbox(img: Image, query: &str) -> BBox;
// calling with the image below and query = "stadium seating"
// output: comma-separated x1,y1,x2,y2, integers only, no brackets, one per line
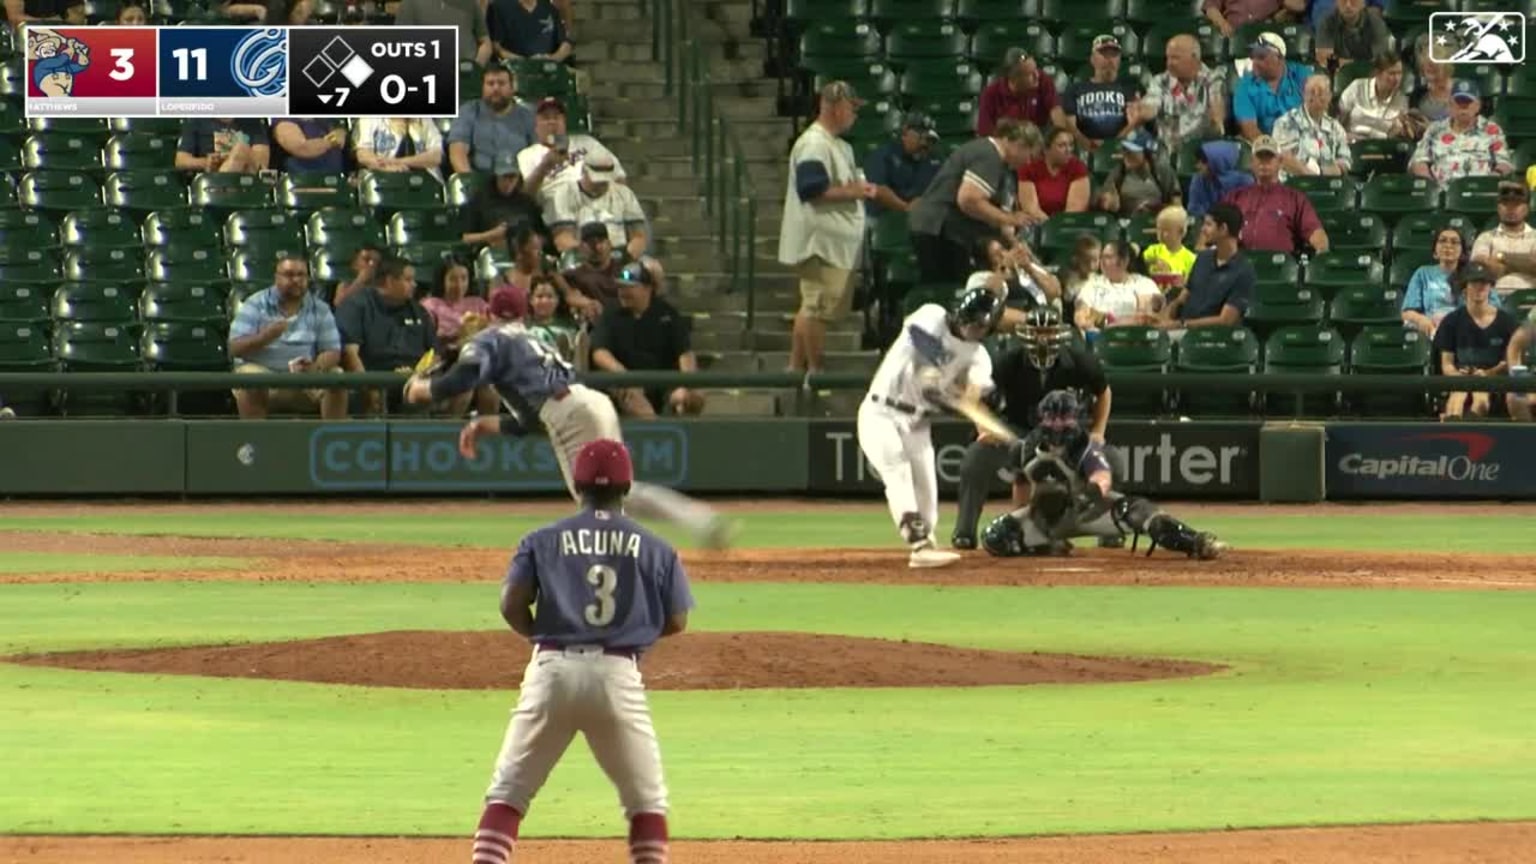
1245,283,1324,341
1093,325,1169,414
1347,325,1432,416
1263,324,1344,415
1173,325,1259,416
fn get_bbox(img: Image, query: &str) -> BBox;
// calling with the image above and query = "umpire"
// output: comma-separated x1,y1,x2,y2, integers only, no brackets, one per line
951,307,1115,548
908,118,1043,284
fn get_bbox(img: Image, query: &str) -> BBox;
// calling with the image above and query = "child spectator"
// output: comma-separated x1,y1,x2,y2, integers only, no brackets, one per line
1143,205,1197,297
1059,233,1103,307
1185,140,1253,222
527,275,584,366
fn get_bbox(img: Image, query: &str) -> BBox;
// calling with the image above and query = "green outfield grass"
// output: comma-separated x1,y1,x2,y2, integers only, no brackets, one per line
2,573,1534,839
0,553,249,574
1,506,1533,553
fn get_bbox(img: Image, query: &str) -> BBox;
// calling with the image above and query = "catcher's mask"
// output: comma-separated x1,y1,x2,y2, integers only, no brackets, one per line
1036,389,1082,449
950,287,1002,341
1019,307,1072,369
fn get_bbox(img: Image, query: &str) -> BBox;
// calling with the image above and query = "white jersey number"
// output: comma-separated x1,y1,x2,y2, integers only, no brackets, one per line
527,332,574,372
583,564,618,626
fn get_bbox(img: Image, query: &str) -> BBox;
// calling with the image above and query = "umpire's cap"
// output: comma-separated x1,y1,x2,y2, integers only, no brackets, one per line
573,439,634,493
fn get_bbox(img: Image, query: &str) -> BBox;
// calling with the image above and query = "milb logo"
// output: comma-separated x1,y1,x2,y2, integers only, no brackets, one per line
1337,432,1502,482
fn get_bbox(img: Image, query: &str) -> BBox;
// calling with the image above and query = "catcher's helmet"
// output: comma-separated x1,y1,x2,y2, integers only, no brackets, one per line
1019,306,1073,369
1036,389,1083,449
981,513,1027,557
951,287,1003,338
573,439,634,494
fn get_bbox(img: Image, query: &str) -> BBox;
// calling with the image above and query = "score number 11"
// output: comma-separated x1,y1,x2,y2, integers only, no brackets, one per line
171,47,208,80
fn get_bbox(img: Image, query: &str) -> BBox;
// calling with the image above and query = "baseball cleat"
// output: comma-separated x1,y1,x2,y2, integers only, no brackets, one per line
1193,533,1228,560
910,547,962,569
950,533,977,551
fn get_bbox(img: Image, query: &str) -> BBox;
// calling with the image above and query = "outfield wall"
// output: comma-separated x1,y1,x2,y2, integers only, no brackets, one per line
3,419,1533,500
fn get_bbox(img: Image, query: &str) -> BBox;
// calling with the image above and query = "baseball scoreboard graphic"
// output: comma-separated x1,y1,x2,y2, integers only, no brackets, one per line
25,25,458,118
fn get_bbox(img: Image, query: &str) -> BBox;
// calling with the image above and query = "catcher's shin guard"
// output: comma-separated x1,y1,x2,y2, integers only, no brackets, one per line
982,511,1073,557
1110,497,1225,559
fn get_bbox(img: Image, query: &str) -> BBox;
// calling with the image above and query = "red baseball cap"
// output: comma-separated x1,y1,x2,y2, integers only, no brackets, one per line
489,284,527,320
573,439,634,490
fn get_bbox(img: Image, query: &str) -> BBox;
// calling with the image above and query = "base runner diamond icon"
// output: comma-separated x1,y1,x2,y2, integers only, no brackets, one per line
340,54,374,87
1428,12,1526,64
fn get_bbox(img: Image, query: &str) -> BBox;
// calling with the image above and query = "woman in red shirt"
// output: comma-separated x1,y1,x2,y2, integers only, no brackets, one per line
1018,126,1090,224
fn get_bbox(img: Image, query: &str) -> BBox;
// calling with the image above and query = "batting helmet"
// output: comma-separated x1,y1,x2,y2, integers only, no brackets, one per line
950,287,1003,338
1036,389,1083,449
572,439,634,493
1019,306,1073,369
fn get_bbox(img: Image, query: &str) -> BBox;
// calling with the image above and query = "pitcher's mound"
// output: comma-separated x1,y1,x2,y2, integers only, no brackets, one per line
14,631,1220,691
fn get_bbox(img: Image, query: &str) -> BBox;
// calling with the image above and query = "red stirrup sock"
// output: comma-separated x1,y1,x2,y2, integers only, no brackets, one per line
629,812,669,864
471,802,522,864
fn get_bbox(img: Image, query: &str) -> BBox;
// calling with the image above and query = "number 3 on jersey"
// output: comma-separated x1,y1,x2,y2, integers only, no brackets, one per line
584,565,618,627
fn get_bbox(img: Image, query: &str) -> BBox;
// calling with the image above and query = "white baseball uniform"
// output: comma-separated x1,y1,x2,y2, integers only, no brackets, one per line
857,303,994,546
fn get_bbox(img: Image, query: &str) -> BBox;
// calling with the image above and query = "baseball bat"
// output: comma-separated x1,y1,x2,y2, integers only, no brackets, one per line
950,394,1019,444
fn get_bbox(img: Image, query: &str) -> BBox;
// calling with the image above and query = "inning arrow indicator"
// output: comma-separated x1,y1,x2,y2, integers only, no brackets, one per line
318,93,333,104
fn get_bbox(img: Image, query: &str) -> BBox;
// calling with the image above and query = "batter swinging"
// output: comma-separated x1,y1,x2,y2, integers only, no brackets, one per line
982,389,1228,559
858,288,1002,568
471,438,690,864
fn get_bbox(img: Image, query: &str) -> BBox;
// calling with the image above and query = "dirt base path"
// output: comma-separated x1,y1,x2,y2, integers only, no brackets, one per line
6,822,1535,863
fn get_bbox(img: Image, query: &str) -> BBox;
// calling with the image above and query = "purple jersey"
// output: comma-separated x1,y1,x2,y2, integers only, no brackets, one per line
507,508,694,650
455,323,577,418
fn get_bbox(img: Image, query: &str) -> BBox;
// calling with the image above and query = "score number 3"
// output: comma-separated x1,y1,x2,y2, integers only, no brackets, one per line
109,48,135,81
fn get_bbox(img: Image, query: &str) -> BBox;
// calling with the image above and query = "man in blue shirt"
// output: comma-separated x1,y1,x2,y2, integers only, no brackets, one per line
227,255,347,419
1059,35,1144,150
1233,32,1309,138
864,112,943,218
488,0,573,63
447,66,538,175
469,438,692,864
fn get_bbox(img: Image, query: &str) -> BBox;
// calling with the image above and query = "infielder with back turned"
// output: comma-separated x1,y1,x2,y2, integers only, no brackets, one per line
471,438,690,864
859,287,1003,568
403,289,729,548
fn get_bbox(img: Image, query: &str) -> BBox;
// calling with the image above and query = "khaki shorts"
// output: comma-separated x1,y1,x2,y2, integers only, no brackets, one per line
234,363,333,413
795,256,854,321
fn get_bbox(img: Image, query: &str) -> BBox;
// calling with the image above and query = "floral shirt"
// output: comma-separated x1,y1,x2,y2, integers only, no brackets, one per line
1410,116,1512,184
1272,106,1352,176
1142,66,1224,150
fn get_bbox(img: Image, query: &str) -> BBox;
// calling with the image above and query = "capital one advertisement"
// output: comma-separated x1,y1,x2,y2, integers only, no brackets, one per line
1327,425,1536,498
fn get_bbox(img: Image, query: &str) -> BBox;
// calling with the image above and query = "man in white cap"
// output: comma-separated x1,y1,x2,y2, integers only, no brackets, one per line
1222,135,1328,255
1410,80,1513,185
1232,32,1309,138
548,155,650,262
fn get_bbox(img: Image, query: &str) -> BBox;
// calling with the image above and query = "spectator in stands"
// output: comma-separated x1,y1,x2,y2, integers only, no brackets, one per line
519,98,625,205
1402,226,1489,338
264,0,311,24
337,256,441,414
354,116,444,179
489,0,573,63
217,0,267,21
1143,205,1197,296
976,47,1059,136
500,225,555,292
228,255,347,421
1471,180,1536,292
779,80,870,375
1162,202,1254,329
965,236,1060,322
590,262,705,418
1055,34,1143,150
175,118,269,174
447,66,537,176
527,275,584,365
1059,233,1103,306
563,221,625,318
1139,34,1227,152
548,156,648,258
1272,74,1351,177
461,152,544,248
1410,81,1512,185
1096,129,1181,216
1314,0,1390,68
1508,316,1536,421
333,244,383,308
1203,0,1303,36
395,0,492,66
1223,135,1329,254
1308,0,1382,31
115,2,147,23
1435,263,1517,420
421,257,491,349
1233,33,1309,138
1018,126,1090,223
1337,53,1409,140
864,113,942,217
272,118,347,174
1075,238,1163,334
1186,140,1253,222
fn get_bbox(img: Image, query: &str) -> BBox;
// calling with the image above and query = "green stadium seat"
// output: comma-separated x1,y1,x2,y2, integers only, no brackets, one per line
0,259,61,287
102,133,175,171
0,285,48,325
226,248,295,285
970,22,1054,66
899,98,977,138
1246,283,1325,340
1094,325,1169,414
1349,138,1413,177
0,210,55,255
0,102,25,144
1390,212,1475,260
1285,175,1357,214
61,248,146,286
1504,70,1536,103
1360,174,1441,220
1332,60,1373,98
18,171,102,213
0,137,19,173
869,0,957,25
955,0,1027,26
1514,139,1536,171
784,0,867,28
1305,250,1385,299
276,173,356,214
1319,212,1387,254
1347,324,1432,417
146,247,227,284
53,321,140,381
52,282,137,323
1503,287,1536,316
387,209,460,245
0,321,51,370
140,321,228,372
140,282,228,324
107,117,181,137
1380,0,1441,30
142,209,219,250
0,58,23,102
1494,100,1536,142
1388,254,1432,287
103,170,188,214
21,133,101,173
308,247,355,284
1247,250,1301,289
1038,212,1119,263
446,172,489,210
1122,0,1195,26
1055,22,1140,66
507,59,576,100
25,116,108,139
59,210,138,250
474,245,513,284
898,61,984,102
1173,324,1259,415
224,210,305,261
1143,21,1228,73
191,173,272,213
883,21,969,65
1442,175,1505,216
869,211,912,258
1263,324,1344,416
797,22,882,69
359,170,445,217
1329,284,1404,340
392,242,470,273
306,208,385,253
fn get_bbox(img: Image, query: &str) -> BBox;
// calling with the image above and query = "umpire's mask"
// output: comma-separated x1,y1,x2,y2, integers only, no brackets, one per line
1020,307,1073,369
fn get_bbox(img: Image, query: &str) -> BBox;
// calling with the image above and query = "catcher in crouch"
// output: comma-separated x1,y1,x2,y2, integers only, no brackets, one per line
982,389,1227,560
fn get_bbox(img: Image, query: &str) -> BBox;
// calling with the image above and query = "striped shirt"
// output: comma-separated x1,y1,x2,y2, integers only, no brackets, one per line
228,287,342,372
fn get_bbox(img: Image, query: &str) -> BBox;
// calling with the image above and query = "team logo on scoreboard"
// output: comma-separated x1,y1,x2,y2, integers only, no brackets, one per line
26,28,90,96
1428,12,1526,64
231,28,287,99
